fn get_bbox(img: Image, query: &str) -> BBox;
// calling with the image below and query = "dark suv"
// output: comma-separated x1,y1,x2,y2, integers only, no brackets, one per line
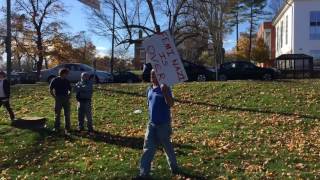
218,61,278,81
142,60,215,82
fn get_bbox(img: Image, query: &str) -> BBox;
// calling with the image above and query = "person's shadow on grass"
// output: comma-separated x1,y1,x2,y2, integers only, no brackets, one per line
72,130,207,179
72,130,195,151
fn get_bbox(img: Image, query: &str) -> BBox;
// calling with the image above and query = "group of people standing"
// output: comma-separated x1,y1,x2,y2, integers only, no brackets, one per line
0,68,180,178
49,68,94,135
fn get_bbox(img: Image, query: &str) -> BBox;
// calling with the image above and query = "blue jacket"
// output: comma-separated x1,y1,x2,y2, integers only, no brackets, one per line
74,80,93,101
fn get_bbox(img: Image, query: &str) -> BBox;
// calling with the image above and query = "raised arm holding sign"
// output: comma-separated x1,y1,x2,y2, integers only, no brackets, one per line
143,31,188,86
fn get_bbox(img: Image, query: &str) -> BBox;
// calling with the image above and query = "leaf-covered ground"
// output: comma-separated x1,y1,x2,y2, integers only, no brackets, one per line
1,80,320,179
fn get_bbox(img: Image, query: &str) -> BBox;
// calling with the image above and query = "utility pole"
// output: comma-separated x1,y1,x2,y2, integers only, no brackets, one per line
110,1,115,74
6,0,12,82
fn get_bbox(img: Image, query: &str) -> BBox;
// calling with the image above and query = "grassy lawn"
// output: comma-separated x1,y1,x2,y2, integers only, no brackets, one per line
1,80,320,179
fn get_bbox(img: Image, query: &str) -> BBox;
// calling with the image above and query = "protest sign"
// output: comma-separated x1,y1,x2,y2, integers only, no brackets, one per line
79,0,100,11
143,31,188,86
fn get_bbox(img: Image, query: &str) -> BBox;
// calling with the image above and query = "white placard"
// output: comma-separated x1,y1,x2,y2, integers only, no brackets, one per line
143,31,188,86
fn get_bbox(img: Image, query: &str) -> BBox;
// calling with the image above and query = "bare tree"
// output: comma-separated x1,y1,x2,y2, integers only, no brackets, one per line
14,0,66,79
196,0,234,68
0,19,5,58
88,0,199,47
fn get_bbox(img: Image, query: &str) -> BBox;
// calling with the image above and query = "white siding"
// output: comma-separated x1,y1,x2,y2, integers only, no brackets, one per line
275,4,294,57
294,0,320,57
274,0,320,64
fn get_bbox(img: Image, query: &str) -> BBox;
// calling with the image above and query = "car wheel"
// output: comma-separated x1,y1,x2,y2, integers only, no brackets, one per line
94,76,100,84
48,76,56,83
262,73,272,81
218,74,227,81
197,74,206,82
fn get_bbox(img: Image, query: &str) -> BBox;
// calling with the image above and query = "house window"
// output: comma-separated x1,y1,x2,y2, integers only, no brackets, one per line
310,11,320,40
277,27,280,51
286,15,288,45
310,50,320,65
280,21,283,48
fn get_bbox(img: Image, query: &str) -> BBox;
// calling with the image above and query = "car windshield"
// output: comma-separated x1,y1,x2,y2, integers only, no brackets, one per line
80,64,94,71
242,63,256,69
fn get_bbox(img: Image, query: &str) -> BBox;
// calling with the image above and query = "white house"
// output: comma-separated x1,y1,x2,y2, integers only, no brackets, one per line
273,0,320,67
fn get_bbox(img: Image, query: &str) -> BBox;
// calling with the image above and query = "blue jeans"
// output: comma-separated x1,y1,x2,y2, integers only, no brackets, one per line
54,96,70,130
140,122,178,176
77,100,93,131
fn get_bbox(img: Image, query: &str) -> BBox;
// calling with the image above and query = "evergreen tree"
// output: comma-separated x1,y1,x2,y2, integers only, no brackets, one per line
227,0,247,52
243,0,269,61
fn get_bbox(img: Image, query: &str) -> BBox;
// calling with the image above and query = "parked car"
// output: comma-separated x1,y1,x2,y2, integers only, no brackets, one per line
142,60,216,82
113,71,141,83
218,61,278,81
16,72,37,84
40,63,113,83
5,71,36,85
9,72,21,85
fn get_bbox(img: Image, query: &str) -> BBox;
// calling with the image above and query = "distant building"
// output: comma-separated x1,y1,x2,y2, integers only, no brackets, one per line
256,22,276,67
272,0,320,67
257,22,276,60
133,30,145,70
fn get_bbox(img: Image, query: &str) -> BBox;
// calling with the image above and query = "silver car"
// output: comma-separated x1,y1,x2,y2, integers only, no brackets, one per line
40,63,113,83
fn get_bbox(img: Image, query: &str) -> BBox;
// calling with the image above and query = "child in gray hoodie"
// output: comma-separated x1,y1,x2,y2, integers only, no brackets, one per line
75,72,94,133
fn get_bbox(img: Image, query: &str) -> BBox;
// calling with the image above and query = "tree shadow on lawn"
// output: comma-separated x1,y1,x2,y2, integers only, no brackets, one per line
99,88,320,120
73,130,194,154
1,126,205,179
0,126,72,170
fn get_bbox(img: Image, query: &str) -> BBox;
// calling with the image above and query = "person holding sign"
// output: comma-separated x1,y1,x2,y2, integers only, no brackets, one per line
138,69,179,178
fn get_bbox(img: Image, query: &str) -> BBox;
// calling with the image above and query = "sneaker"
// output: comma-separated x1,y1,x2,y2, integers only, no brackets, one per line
132,175,152,180
88,129,95,136
52,128,61,133
64,129,71,136
77,128,85,132
171,167,181,175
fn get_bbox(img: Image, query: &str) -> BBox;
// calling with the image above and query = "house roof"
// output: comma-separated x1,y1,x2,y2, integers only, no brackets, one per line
276,54,313,60
272,0,293,25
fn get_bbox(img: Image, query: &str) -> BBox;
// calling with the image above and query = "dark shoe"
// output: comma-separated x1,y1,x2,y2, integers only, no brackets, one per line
88,130,95,136
10,119,16,126
52,128,61,133
77,127,85,132
64,129,71,136
132,175,152,180
171,167,181,175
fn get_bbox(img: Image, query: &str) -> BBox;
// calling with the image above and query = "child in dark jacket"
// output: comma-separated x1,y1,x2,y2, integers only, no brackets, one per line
75,72,94,133
0,71,15,121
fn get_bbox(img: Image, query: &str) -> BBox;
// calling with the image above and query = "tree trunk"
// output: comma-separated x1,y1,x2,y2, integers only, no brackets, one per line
45,59,48,69
17,56,22,72
146,0,158,30
248,4,253,61
36,30,44,80
236,11,239,52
